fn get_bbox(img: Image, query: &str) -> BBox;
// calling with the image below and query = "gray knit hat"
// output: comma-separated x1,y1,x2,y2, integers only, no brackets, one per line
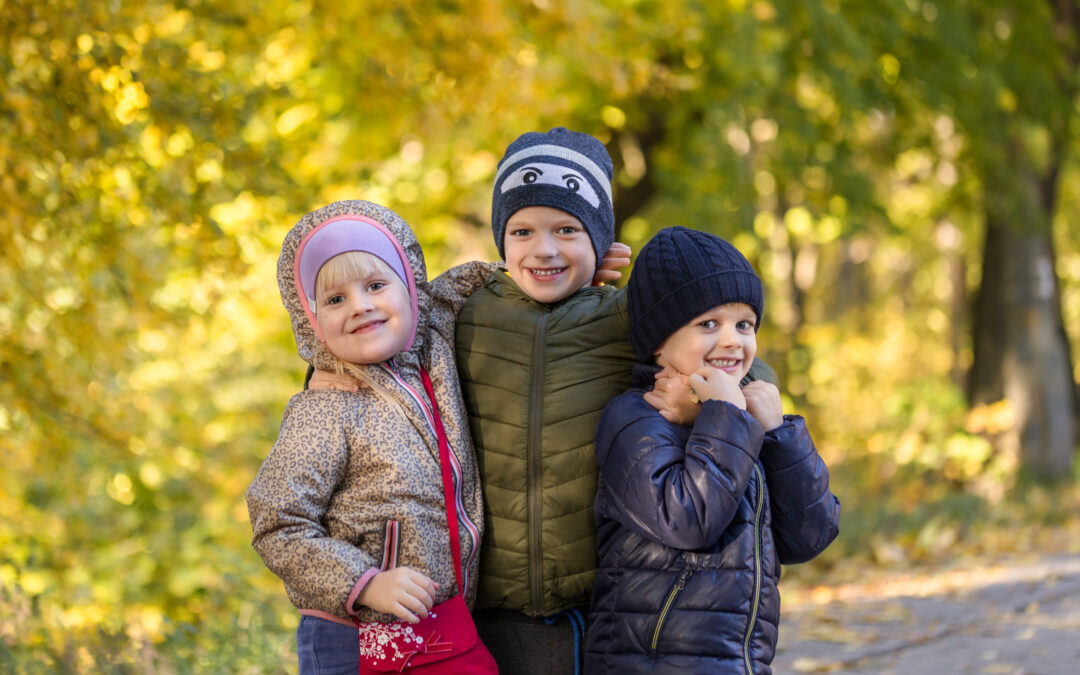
627,226,764,363
491,127,614,262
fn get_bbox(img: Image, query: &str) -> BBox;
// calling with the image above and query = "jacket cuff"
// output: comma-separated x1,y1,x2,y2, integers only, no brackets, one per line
760,415,813,471
346,567,381,617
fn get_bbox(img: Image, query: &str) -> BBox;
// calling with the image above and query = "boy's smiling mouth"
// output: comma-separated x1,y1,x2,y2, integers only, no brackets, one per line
707,357,742,371
527,267,566,279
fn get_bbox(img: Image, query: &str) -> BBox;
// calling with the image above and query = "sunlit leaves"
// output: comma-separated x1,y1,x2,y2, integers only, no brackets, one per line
2,0,1079,669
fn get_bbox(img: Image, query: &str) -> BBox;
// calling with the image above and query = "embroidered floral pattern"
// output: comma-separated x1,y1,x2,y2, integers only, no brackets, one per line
357,619,425,663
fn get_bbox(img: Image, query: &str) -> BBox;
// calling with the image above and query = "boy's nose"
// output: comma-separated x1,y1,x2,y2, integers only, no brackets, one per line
532,233,558,257
717,325,740,346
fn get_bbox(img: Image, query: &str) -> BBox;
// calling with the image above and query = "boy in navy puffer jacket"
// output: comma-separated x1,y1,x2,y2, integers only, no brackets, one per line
585,226,840,674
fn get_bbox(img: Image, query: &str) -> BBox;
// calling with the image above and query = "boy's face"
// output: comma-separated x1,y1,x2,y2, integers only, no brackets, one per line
315,271,413,365
503,206,596,304
654,302,757,381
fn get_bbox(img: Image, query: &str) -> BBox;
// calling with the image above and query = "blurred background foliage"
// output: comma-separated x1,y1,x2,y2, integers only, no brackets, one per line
2,0,1079,671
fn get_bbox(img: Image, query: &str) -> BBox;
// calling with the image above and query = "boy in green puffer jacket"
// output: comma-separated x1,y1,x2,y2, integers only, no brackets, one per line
457,128,774,673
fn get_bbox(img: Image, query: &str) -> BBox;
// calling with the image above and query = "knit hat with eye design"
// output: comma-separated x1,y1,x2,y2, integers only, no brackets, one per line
491,127,615,263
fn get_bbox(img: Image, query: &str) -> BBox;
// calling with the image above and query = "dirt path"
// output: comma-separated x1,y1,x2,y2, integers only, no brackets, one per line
773,553,1080,674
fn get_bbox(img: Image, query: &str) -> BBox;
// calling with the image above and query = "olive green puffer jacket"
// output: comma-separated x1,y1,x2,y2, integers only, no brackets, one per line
456,271,636,616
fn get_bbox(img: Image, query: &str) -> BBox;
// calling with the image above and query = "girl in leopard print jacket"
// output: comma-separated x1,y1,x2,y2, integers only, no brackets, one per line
246,200,495,672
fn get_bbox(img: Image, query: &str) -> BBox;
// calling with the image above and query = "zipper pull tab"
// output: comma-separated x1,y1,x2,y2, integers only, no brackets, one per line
675,568,691,590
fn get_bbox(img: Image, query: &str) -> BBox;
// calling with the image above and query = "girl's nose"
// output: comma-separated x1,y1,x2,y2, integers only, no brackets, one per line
349,293,375,313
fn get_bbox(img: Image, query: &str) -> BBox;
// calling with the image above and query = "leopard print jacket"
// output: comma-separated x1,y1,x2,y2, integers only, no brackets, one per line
246,199,493,624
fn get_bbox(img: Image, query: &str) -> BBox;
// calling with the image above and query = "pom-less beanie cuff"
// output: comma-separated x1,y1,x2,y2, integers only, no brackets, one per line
627,226,764,363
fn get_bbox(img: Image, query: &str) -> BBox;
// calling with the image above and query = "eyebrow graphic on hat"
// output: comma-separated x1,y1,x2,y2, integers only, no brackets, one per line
493,144,613,205
498,162,602,208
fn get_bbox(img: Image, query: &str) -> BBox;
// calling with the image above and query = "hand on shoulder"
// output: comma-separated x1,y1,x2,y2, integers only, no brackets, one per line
308,368,360,392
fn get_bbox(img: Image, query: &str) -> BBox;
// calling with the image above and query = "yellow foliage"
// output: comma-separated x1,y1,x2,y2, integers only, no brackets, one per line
966,400,1017,435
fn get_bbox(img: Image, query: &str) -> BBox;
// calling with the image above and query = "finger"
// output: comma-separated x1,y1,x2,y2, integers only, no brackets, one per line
395,604,420,624
608,242,632,256
405,572,437,605
592,269,623,282
643,392,666,412
654,366,677,381
405,590,431,618
598,256,631,270
416,573,439,605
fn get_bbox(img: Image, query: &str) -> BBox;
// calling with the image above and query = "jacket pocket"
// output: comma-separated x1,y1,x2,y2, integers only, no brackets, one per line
649,568,693,657
379,520,400,571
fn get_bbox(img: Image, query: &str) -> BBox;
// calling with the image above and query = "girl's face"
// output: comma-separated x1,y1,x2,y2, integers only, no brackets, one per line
315,270,413,365
654,302,757,380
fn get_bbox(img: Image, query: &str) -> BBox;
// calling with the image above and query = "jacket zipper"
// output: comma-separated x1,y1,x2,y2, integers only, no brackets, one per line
528,313,548,611
650,568,692,654
743,463,765,674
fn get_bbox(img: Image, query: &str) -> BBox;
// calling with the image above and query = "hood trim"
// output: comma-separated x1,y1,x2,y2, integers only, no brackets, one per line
293,214,420,353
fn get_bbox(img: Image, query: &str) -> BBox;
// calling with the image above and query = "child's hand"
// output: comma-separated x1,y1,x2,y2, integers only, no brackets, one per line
688,368,746,410
356,567,439,624
743,380,783,431
644,366,702,425
308,368,359,392
591,242,632,286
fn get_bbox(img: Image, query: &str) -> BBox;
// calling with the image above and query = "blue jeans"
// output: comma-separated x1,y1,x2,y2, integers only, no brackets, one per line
297,615,358,675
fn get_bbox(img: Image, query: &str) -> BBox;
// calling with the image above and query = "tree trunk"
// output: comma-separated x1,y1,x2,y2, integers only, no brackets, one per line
969,220,1074,478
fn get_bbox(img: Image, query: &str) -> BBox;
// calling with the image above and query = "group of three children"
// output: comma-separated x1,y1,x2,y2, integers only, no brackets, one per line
246,127,841,674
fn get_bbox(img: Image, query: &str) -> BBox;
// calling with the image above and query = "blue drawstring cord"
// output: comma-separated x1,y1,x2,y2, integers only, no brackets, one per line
544,608,586,675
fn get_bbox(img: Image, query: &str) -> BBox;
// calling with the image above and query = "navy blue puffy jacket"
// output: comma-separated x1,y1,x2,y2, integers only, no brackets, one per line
585,365,840,674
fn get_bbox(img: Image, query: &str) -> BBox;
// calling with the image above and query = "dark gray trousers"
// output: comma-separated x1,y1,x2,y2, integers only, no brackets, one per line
473,607,586,674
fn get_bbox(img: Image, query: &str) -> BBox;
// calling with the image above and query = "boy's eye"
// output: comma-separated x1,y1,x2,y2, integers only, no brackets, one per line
737,319,755,331
699,319,717,329
509,228,531,237
557,226,581,235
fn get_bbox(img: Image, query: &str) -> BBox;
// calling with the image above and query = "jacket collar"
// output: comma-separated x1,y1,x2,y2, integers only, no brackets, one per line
630,362,663,390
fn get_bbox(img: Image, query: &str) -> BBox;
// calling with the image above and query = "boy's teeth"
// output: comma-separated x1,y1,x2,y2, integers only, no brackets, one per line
709,358,738,368
531,268,562,277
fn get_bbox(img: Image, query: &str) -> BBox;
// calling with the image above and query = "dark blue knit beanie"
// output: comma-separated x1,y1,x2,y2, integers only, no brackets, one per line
627,226,764,363
491,127,615,262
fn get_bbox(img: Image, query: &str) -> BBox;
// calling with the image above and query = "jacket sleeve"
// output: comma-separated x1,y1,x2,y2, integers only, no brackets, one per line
246,392,377,616
760,415,841,564
595,394,765,550
428,260,500,317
